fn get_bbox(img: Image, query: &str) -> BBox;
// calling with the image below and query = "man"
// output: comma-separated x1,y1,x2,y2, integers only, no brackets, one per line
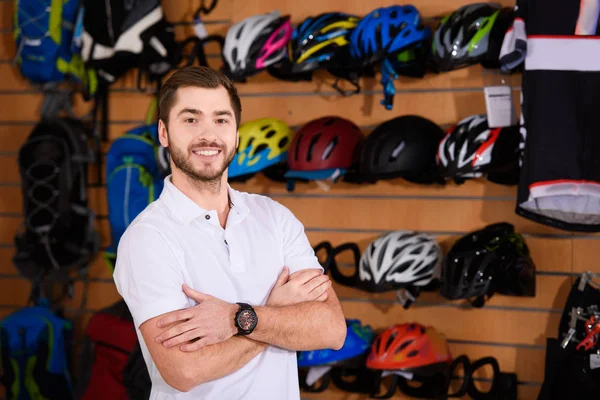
113,66,347,399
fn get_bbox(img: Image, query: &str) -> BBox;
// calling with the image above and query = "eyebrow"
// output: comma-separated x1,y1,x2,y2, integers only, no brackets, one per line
177,108,233,118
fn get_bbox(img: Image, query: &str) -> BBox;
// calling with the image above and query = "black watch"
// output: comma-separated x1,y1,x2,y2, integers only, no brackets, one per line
234,302,258,335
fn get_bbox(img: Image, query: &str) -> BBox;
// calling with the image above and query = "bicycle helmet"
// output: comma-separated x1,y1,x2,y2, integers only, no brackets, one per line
436,114,521,185
297,319,375,392
440,222,536,308
327,232,441,309
289,12,359,74
368,323,452,371
227,118,294,181
284,116,364,183
358,115,445,184
367,323,454,400
431,4,511,72
349,5,431,67
222,11,293,81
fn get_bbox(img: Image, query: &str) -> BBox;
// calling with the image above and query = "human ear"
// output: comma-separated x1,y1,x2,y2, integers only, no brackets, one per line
158,120,169,148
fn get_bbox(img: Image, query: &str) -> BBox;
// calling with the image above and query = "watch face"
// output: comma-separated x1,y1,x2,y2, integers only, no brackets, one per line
237,309,257,331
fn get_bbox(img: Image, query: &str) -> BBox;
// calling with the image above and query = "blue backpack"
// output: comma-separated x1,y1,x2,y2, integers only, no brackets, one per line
0,301,74,400
104,118,166,271
13,0,95,93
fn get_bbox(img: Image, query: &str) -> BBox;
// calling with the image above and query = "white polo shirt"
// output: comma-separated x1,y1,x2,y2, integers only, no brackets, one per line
113,175,323,400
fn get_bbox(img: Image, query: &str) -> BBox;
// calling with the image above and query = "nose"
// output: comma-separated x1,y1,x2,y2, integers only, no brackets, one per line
192,121,218,142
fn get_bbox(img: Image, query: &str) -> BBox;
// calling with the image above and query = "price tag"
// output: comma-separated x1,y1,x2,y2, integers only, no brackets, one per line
590,354,600,370
484,85,517,128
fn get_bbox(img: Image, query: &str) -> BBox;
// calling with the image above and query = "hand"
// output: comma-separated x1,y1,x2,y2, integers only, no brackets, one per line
154,284,238,352
266,267,331,307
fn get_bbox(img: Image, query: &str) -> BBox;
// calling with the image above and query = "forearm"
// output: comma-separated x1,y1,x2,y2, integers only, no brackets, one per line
163,336,267,391
248,300,346,351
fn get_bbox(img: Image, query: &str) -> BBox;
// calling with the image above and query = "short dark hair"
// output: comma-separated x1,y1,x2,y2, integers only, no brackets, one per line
158,66,242,129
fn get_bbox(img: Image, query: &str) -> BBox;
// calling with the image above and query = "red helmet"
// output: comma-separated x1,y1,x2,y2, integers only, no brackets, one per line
367,323,452,372
284,116,364,181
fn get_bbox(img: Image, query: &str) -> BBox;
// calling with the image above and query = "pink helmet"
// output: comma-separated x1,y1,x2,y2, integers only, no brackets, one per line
222,11,292,80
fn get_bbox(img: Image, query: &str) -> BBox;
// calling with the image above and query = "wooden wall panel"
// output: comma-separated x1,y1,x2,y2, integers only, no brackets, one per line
0,1,584,399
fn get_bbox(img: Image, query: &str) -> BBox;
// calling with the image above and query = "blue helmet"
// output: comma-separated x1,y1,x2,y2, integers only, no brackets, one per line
297,319,374,368
349,5,431,66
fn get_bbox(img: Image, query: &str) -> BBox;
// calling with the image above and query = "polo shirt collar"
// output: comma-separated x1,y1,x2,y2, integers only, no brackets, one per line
160,175,249,225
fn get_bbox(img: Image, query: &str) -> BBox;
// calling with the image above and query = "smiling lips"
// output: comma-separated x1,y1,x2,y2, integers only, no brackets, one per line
192,149,221,157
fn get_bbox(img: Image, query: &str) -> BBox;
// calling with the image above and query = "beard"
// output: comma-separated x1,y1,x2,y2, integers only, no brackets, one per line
167,133,236,185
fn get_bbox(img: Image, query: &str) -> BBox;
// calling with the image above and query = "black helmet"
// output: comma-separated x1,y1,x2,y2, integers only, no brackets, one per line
440,222,536,307
436,114,520,185
356,115,445,184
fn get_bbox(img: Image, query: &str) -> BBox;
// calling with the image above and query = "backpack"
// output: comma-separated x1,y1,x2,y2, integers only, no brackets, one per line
123,341,151,400
103,120,165,271
0,301,74,400
14,0,96,94
13,116,100,295
80,0,178,89
75,301,138,400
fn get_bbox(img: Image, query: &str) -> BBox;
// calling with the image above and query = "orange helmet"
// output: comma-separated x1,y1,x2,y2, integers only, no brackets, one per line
366,323,452,372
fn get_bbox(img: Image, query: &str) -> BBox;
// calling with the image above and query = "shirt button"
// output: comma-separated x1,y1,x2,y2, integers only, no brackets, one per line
205,215,210,220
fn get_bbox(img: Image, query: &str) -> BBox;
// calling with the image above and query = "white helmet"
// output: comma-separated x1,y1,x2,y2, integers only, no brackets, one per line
358,231,441,291
222,11,292,80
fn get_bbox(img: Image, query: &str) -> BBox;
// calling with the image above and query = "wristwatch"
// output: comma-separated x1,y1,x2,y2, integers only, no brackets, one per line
234,302,258,335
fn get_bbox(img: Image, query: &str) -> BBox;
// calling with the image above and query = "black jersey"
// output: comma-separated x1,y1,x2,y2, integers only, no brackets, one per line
500,0,600,232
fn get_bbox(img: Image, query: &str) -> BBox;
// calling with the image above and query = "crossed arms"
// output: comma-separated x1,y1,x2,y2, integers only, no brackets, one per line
138,267,346,392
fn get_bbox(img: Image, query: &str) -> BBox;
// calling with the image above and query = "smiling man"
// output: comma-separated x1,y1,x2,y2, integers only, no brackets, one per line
113,66,346,400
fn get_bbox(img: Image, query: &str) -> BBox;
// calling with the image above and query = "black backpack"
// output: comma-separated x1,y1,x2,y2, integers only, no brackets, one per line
123,341,151,400
13,116,100,296
81,0,178,90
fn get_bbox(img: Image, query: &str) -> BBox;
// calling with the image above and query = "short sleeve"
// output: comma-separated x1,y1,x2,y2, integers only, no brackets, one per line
113,223,192,329
271,200,324,275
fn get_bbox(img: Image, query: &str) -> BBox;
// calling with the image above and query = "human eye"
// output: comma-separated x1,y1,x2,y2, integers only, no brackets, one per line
184,117,197,124
216,118,229,125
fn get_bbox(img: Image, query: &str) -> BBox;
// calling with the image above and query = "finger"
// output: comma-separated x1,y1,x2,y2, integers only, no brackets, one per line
157,309,193,328
163,328,202,348
180,336,212,352
289,269,322,285
315,291,329,302
274,266,290,288
182,284,208,303
309,280,332,300
303,274,330,292
155,320,196,343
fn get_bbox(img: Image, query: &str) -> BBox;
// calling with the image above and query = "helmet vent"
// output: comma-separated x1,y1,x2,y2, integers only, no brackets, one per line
307,133,322,161
394,339,413,354
323,118,336,126
294,133,304,161
231,48,238,64
265,129,276,138
278,137,289,149
385,331,398,350
322,136,338,160
407,350,419,358
247,137,255,148
235,26,243,40
260,124,271,131
254,143,268,155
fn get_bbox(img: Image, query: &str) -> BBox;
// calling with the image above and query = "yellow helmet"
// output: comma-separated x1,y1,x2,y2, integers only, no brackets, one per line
229,118,295,178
